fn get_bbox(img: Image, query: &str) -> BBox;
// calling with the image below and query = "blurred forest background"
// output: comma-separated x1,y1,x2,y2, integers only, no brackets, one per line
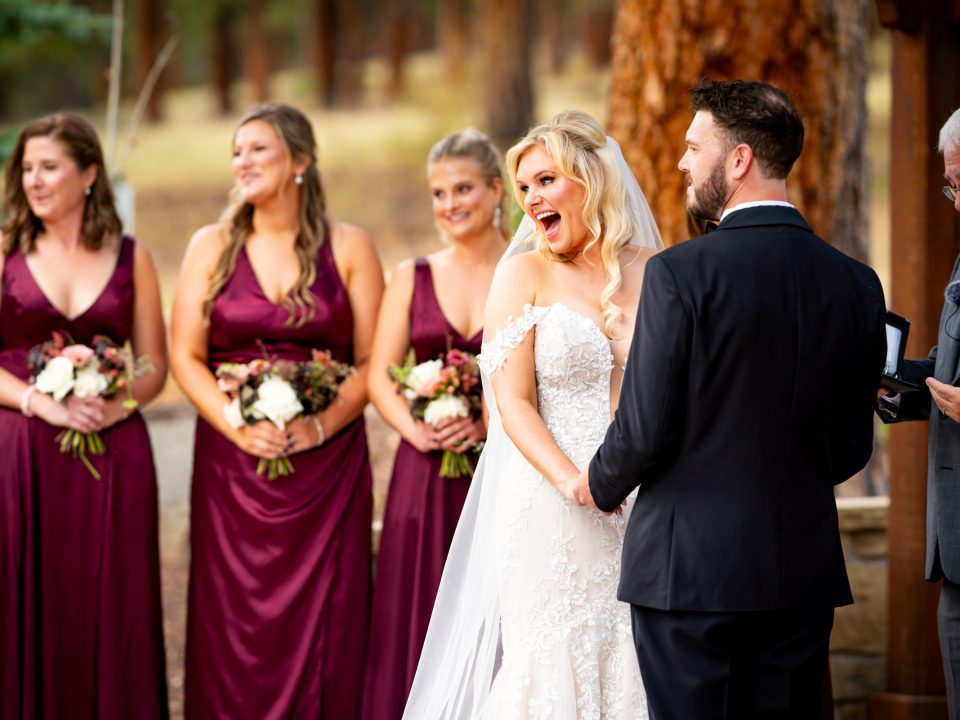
0,0,895,477
0,3,894,711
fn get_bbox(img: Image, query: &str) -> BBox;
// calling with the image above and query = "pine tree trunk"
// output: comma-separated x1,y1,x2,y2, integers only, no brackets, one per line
210,2,236,115
608,0,870,260
247,0,270,103
384,0,413,97
480,0,535,149
312,0,363,107
577,0,614,67
539,0,567,74
438,0,470,82
313,0,337,107
137,0,166,122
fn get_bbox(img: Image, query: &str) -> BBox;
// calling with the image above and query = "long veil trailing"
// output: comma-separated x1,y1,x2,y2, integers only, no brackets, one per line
402,137,662,720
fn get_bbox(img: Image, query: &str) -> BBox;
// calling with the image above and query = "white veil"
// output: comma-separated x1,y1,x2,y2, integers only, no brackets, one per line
402,136,661,720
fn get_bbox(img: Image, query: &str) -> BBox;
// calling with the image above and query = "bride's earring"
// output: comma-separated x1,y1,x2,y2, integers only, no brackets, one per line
492,203,502,228
295,173,303,186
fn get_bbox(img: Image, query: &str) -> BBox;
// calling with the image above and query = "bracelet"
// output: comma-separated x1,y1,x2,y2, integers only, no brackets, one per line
311,415,326,448
19,385,37,417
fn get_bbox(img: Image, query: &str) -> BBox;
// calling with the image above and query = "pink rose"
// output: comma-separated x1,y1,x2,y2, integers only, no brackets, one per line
62,344,95,368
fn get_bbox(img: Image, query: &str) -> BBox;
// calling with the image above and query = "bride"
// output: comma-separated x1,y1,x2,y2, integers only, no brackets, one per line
403,110,662,719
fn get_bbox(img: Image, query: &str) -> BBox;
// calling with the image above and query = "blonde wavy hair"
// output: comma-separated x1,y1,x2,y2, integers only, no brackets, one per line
506,110,638,337
203,104,327,326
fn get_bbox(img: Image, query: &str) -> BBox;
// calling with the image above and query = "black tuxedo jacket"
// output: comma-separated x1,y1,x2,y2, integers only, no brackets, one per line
589,206,886,612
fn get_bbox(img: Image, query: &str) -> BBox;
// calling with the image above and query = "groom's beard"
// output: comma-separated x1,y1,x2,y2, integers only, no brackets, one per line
686,159,729,222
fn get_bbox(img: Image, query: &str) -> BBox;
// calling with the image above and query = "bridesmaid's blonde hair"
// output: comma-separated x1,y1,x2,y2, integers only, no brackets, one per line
427,128,510,242
505,110,638,338
203,104,326,326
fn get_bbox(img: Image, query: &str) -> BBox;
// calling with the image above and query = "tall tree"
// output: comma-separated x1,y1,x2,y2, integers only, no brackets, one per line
136,0,167,121
246,0,270,103
383,0,414,97
539,0,568,73
480,0,535,149
577,0,614,67
438,0,470,82
312,0,364,107
210,0,238,115
608,0,870,260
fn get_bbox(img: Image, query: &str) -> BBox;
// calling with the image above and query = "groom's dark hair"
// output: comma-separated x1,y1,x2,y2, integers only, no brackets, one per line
690,78,804,180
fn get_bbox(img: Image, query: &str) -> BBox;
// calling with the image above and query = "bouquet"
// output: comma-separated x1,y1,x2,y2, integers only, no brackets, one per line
389,348,483,478
27,332,151,480
216,349,353,480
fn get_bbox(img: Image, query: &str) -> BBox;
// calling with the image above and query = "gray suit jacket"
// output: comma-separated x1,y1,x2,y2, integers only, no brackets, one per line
881,254,960,582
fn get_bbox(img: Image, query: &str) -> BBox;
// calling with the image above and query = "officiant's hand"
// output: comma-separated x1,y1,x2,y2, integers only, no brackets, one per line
928,378,960,422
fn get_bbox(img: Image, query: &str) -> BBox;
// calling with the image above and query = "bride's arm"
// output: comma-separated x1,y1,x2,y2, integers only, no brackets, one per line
484,255,582,502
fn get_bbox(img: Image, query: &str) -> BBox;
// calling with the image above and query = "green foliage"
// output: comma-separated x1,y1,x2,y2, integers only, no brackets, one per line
0,0,110,52
0,1,112,121
0,127,16,169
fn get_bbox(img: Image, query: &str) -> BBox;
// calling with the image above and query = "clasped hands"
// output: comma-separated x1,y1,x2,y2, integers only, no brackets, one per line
560,466,599,509
32,393,132,434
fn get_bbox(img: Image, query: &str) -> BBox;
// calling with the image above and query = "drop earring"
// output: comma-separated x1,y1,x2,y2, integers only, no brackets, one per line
295,174,303,186
84,186,92,197
492,204,502,228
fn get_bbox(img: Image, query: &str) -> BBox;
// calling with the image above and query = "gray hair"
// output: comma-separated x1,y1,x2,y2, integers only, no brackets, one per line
939,108,960,154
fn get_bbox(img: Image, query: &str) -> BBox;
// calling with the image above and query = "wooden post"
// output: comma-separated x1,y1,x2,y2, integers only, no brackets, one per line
870,1,960,717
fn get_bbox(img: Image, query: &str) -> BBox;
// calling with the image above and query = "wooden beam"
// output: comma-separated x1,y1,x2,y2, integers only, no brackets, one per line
871,0,960,716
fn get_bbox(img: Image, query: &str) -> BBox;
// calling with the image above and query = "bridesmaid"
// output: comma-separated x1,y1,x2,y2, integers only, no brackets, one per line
171,103,384,719
361,128,508,719
0,114,168,718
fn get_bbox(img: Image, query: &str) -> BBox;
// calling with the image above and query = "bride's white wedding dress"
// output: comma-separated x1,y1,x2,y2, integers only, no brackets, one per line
403,136,659,720
478,302,647,719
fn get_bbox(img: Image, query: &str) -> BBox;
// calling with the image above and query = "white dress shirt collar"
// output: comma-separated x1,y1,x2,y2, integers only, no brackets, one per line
720,200,795,223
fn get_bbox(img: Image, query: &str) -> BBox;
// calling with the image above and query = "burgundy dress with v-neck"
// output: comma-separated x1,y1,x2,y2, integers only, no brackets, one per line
0,237,168,720
184,239,372,719
361,258,481,720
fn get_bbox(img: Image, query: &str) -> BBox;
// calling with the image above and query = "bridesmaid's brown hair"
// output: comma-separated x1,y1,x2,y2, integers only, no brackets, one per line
204,104,327,327
2,113,121,255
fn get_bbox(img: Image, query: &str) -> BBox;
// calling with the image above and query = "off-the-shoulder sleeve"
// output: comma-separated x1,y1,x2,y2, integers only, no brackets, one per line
478,303,547,376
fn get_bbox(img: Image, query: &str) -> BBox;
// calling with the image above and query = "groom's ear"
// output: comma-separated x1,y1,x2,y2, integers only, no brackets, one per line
729,143,753,180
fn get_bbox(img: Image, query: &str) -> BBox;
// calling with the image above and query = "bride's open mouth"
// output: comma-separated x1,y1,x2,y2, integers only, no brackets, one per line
536,211,561,237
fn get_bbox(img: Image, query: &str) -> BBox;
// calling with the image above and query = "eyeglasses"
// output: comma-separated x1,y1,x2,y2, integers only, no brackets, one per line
946,185,959,204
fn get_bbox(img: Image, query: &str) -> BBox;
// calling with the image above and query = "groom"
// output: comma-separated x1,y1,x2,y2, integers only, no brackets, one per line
577,79,887,718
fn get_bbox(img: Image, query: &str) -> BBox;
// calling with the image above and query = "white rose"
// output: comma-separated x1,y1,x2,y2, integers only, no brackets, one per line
72,363,109,399
223,398,245,429
406,359,443,395
423,394,469,427
35,356,75,401
252,376,303,430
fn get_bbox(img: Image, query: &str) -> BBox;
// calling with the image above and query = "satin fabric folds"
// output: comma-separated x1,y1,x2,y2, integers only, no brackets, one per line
0,238,168,720
361,258,479,719
184,237,372,719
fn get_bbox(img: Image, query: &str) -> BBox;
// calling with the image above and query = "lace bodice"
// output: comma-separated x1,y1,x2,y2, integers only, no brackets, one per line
479,303,613,466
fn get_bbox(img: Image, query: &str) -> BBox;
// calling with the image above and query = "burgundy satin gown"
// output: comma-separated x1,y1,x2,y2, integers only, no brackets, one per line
184,238,372,719
361,258,480,720
0,237,168,720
